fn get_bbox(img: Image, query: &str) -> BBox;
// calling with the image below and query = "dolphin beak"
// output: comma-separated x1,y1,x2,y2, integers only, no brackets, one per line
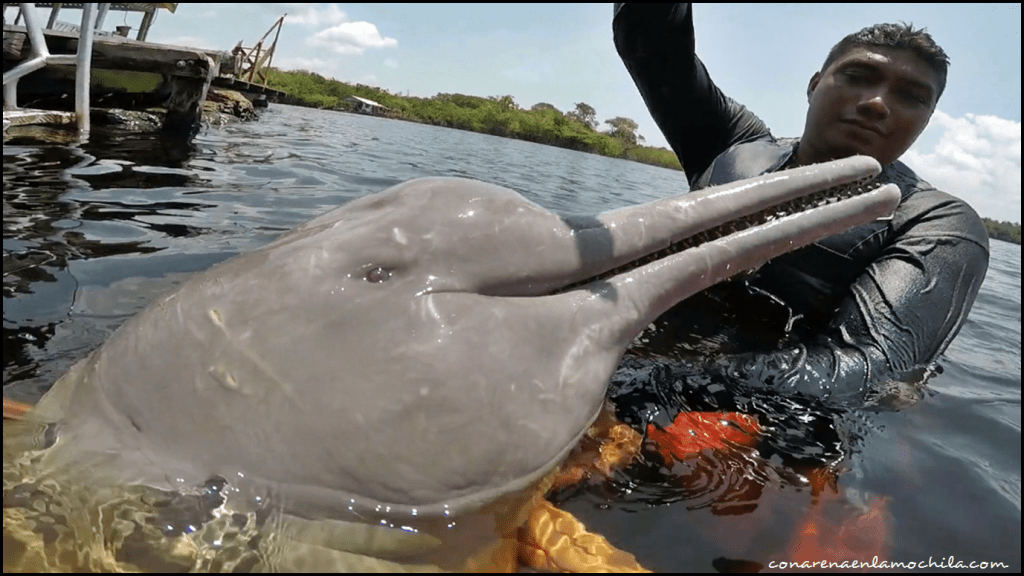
540,155,901,349
396,155,900,511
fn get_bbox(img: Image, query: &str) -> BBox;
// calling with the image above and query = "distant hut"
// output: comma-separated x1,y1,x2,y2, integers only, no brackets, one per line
344,95,389,116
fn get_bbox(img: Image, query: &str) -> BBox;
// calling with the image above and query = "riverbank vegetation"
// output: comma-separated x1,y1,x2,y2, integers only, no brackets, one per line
981,219,1021,245
265,69,682,171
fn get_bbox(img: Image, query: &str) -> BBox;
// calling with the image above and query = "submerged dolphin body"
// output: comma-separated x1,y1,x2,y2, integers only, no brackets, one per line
28,157,898,530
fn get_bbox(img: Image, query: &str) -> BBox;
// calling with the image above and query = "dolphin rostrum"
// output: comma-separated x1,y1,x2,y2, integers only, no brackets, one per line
14,156,899,567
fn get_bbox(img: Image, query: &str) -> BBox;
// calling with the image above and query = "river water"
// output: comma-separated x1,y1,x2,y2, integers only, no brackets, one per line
3,104,1020,571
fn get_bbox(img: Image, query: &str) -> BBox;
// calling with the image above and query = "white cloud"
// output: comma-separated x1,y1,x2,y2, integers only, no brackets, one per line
307,21,397,55
282,4,397,56
903,111,1021,222
287,4,349,27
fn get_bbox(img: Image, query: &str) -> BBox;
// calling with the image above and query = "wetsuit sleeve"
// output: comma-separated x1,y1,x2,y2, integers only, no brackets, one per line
613,3,771,186
721,192,991,404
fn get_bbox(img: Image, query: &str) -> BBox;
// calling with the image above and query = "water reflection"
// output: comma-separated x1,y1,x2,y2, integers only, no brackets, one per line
3,133,207,393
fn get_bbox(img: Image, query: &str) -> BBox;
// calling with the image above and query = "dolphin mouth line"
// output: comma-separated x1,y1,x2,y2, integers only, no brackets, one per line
556,175,885,294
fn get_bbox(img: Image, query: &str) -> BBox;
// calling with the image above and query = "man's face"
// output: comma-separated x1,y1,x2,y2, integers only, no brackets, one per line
799,45,940,166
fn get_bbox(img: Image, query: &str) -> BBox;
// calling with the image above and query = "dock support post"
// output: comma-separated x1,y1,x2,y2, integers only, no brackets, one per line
162,54,217,139
75,3,97,134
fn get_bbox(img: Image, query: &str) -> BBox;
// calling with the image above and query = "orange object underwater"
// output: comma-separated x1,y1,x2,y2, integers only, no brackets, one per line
646,411,762,463
3,397,32,421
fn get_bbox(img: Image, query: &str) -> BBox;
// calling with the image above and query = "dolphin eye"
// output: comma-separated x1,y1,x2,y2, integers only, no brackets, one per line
365,266,392,283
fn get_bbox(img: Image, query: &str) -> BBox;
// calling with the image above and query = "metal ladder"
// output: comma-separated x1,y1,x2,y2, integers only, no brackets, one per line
3,2,105,135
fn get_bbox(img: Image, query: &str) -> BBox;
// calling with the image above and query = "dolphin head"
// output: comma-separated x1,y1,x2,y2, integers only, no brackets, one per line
45,156,898,525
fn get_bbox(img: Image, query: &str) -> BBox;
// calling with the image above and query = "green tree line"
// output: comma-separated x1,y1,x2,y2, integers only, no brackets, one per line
265,69,683,171
981,218,1021,245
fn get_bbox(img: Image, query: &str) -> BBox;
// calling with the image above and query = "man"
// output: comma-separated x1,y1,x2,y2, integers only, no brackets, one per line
613,4,989,404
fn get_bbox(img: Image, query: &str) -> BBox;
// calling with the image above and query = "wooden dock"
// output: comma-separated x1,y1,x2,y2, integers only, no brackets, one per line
4,4,290,139
4,20,217,137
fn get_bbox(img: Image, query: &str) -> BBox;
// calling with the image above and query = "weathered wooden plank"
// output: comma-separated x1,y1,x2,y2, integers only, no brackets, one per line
3,25,219,79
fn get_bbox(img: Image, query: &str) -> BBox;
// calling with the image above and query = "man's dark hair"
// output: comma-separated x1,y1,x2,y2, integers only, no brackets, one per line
822,22,950,102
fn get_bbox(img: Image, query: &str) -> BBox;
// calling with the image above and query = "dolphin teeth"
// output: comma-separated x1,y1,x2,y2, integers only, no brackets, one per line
557,176,884,293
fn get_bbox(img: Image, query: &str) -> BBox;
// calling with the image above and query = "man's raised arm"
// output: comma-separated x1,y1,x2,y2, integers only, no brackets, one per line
613,3,770,185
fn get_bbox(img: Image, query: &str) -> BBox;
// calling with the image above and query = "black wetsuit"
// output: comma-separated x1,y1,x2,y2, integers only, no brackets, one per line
613,4,990,404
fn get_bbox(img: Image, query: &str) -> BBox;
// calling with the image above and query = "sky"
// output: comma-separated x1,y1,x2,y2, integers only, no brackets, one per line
25,3,1022,222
